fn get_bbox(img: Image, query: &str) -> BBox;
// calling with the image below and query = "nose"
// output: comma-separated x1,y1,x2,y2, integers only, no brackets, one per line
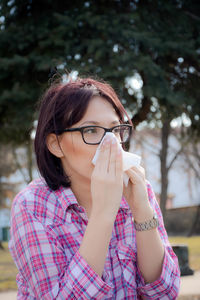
102,132,117,142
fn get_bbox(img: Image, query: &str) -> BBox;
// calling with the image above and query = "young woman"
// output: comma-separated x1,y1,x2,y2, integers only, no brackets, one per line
9,77,180,299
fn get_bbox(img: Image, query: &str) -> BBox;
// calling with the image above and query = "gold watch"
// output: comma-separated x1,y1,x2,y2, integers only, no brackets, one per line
134,212,159,231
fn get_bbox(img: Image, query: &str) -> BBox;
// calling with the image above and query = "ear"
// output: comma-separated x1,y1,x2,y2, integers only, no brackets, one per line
46,134,64,158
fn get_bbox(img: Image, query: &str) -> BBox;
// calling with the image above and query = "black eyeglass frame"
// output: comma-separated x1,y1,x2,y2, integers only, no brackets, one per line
60,124,132,145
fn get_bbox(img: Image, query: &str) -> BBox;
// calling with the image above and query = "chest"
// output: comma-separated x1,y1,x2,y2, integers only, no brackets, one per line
59,209,136,251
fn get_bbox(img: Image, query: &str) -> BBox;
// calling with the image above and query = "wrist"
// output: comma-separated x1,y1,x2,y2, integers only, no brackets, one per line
90,209,116,225
134,210,159,231
131,205,154,223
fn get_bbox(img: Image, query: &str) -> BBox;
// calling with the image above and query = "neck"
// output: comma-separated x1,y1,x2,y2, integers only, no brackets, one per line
70,176,92,218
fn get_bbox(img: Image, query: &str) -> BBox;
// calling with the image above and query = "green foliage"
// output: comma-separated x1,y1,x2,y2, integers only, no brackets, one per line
0,0,200,144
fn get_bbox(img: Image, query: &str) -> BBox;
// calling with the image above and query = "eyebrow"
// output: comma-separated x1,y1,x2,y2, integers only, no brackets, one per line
80,120,120,126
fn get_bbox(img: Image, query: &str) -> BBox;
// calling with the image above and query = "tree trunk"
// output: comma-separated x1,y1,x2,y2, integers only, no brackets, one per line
160,119,171,221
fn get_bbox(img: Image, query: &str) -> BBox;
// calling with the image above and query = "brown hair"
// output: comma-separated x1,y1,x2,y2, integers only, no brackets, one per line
34,77,132,190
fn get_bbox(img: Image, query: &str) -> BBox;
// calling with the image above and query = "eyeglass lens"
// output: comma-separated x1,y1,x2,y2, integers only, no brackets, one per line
82,126,130,144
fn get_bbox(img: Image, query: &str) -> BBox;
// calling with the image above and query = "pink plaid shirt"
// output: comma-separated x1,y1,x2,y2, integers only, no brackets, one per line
9,178,180,299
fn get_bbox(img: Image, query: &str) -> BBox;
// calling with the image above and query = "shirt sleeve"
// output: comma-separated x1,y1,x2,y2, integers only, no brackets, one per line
9,200,112,300
136,181,180,299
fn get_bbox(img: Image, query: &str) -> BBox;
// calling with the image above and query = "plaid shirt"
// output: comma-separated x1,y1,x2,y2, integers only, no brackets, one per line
9,178,180,299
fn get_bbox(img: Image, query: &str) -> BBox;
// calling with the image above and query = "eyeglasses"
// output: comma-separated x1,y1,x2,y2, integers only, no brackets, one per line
60,124,132,145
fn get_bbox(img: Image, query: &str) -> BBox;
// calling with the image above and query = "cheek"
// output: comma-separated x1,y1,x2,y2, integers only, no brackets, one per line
64,135,96,166
73,144,96,165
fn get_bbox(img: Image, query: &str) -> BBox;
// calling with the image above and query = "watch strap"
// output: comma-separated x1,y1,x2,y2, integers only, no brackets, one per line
134,212,159,231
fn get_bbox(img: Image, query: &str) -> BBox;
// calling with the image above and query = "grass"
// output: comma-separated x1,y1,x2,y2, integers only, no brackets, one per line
0,242,18,291
0,236,199,292
169,235,200,271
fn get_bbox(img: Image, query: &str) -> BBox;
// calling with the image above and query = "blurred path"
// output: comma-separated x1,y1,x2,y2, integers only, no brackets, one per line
0,291,17,299
178,270,200,299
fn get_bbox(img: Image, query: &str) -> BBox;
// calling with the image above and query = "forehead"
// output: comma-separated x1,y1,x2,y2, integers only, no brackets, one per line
86,96,117,115
76,96,120,126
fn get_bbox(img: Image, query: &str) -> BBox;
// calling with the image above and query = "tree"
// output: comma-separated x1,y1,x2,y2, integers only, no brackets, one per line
181,136,200,235
0,144,17,208
0,0,200,217
12,141,35,184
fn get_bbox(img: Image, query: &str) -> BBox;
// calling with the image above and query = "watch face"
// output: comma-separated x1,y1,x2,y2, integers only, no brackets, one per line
153,214,159,226
153,213,159,222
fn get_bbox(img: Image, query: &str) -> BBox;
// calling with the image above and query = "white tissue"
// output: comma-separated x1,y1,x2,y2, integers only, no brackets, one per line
92,132,141,186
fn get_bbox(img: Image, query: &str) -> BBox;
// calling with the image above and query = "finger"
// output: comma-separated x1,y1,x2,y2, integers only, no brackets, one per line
95,136,111,172
115,145,123,180
133,165,145,175
128,166,145,179
108,138,118,175
125,168,143,184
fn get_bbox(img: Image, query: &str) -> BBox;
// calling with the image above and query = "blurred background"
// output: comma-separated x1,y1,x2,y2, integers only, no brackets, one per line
0,0,199,296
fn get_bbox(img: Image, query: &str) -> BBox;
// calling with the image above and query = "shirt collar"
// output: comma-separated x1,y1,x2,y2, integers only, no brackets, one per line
56,186,130,212
55,186,78,211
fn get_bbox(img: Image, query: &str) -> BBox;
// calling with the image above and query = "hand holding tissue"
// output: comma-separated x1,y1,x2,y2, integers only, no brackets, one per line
92,132,141,186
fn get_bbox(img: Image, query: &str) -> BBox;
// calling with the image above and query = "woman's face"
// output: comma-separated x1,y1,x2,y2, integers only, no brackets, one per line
58,96,120,184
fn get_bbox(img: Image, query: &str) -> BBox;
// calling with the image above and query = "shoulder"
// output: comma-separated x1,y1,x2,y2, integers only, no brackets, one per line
145,180,161,212
12,178,52,207
145,180,164,221
11,178,67,224
145,180,157,202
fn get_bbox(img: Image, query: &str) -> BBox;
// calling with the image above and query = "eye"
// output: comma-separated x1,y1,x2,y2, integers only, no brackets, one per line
113,127,121,134
83,127,97,134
